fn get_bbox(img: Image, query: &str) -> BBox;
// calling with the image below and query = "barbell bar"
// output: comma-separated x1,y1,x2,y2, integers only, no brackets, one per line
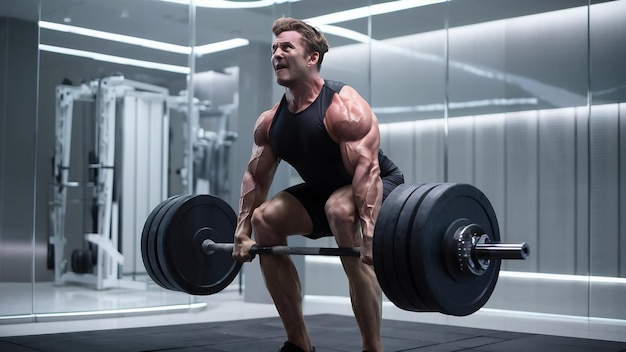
140,182,530,316
200,239,528,260
201,239,361,257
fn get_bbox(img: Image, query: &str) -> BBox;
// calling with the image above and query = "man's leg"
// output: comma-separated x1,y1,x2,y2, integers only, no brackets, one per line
325,186,384,352
251,191,315,352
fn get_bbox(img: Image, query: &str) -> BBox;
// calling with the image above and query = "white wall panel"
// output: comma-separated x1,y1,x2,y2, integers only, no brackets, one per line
381,104,625,278
474,114,506,221
414,119,445,183
618,103,626,277
380,122,416,183
504,110,539,272
537,108,577,274
448,116,475,183
574,106,589,276
589,104,620,277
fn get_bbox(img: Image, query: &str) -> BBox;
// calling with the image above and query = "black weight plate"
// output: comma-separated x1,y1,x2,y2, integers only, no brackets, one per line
411,183,501,316
373,183,421,311
393,183,440,312
144,195,181,290
154,196,192,290
71,249,92,274
82,249,93,272
141,195,179,288
158,194,242,295
144,195,184,290
71,249,83,274
154,195,195,292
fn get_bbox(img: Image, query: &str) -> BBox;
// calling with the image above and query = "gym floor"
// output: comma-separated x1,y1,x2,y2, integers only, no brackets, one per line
1,282,625,351
2,310,625,351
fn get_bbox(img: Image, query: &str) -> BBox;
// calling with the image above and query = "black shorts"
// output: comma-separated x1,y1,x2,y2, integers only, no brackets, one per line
283,171,405,239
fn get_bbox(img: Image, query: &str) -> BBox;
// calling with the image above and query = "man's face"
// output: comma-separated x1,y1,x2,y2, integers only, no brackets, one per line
271,30,315,87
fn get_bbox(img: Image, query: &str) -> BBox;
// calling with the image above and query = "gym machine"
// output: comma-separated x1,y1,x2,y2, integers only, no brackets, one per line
50,75,171,290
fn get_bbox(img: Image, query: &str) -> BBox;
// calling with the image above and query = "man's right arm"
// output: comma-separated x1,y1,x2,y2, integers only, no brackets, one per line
233,108,279,262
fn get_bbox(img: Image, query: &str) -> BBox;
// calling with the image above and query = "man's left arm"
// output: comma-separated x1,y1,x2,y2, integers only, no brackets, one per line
326,86,383,265
348,136,383,265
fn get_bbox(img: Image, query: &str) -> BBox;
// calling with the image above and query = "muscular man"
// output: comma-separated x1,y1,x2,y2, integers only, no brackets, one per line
233,17,404,352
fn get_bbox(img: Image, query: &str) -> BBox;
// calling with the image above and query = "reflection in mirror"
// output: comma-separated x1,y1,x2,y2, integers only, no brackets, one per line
34,0,200,315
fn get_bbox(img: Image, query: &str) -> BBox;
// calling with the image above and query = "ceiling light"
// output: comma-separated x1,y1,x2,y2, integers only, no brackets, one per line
39,21,249,56
315,25,370,43
40,21,190,54
306,0,445,25
159,0,300,8
39,44,191,74
195,38,250,56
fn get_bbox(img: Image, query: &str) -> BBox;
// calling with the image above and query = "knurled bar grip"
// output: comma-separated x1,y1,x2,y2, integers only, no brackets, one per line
202,240,529,259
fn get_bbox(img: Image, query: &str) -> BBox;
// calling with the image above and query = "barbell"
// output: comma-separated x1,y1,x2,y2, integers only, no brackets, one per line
140,183,529,316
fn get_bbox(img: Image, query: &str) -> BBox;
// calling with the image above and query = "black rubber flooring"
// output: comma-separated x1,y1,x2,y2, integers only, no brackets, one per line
1,314,625,351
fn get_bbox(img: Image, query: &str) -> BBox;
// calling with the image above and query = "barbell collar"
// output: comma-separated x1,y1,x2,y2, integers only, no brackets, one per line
202,240,360,257
444,222,530,280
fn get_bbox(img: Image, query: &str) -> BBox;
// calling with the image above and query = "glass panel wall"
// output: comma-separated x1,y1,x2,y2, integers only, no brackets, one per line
32,0,195,317
446,0,591,316
589,0,626,323
371,3,447,183
276,0,625,335
190,1,276,304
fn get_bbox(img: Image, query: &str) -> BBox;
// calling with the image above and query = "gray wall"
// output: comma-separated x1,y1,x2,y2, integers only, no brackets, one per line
0,17,38,282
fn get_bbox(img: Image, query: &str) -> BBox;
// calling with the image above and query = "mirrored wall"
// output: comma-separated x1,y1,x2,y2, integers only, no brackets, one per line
0,0,624,337
34,0,197,317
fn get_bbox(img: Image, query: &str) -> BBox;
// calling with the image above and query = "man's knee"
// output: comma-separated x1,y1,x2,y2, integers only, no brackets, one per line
325,200,356,225
250,203,267,231
251,196,304,244
325,198,358,247
251,202,283,244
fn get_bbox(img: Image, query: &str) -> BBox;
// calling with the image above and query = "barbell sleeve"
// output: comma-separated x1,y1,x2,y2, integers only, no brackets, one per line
474,242,529,260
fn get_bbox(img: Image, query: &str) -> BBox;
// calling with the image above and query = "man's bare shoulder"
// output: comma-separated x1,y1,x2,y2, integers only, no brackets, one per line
337,84,363,102
254,102,281,145
326,85,374,141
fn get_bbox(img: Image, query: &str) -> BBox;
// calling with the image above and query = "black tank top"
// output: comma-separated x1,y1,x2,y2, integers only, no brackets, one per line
269,80,400,197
